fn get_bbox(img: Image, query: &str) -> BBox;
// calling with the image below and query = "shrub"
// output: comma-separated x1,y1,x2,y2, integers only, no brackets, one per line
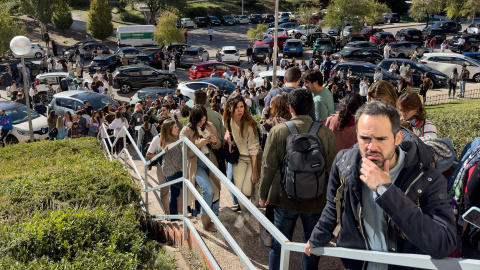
119,11,147,24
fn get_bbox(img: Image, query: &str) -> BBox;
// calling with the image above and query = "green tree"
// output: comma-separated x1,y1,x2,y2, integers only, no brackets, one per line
19,0,59,34
154,11,185,46
0,6,25,56
121,0,186,25
409,0,445,27
462,0,480,21
87,0,113,41
443,0,465,32
52,0,73,32
364,1,391,28
319,0,367,36
246,24,268,42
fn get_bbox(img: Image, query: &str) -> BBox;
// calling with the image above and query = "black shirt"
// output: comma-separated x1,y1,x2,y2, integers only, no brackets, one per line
246,48,253,56
84,105,94,116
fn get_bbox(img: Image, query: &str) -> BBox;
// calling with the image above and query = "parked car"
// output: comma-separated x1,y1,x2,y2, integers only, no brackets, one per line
207,16,221,26
419,53,480,82
262,14,275,23
370,32,396,44
360,28,384,40
194,17,208,27
287,25,319,39
112,65,178,93
179,78,236,99
62,41,95,59
252,44,271,62
220,46,240,65
389,42,426,58
164,44,191,52
63,43,110,60
234,15,249,24
47,91,116,118
313,38,334,54
378,59,448,87
395,28,424,43
180,18,195,28
129,87,185,106
331,49,383,64
12,43,45,59
300,32,334,47
328,27,340,36
463,52,480,62
268,17,296,27
132,52,156,66
188,61,239,79
253,70,286,87
87,54,122,76
0,100,49,144
180,47,209,67
449,34,480,53
383,13,400,24
423,21,461,34
343,41,380,52
466,23,480,34
342,26,355,37
263,28,286,39
254,35,291,51
277,22,299,30
346,34,367,43
220,15,235,26
1,59,41,82
35,72,76,93
249,14,263,24
115,47,144,61
332,62,399,85
422,28,447,42
283,39,303,58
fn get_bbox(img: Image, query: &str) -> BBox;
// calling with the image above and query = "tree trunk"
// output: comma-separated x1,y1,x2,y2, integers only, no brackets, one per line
148,4,160,25
425,11,430,28
455,17,459,33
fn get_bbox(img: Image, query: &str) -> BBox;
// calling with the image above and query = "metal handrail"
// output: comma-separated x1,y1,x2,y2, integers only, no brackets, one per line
97,126,480,270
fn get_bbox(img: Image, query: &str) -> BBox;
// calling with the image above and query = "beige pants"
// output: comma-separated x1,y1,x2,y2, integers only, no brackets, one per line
233,155,254,211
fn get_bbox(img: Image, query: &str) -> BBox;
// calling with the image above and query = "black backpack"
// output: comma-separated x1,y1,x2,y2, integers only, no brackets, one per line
142,125,153,144
48,127,58,140
281,121,327,201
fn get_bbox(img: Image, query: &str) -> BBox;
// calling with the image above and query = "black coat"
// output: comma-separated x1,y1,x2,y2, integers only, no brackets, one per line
309,128,456,270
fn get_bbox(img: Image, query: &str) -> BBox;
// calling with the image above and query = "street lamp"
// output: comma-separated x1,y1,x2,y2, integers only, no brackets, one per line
10,36,34,143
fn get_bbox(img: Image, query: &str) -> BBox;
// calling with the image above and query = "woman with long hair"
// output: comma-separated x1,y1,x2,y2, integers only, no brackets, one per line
56,116,67,140
63,111,75,129
325,93,363,151
449,68,459,98
398,91,437,138
87,110,101,137
107,111,129,154
180,105,221,232
367,80,398,107
47,110,56,134
223,94,261,229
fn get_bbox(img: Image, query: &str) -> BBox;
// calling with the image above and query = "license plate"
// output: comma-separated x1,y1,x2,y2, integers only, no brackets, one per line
413,36,419,38
290,48,297,51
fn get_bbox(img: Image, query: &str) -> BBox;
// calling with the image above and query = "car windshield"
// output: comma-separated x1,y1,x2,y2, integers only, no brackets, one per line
315,40,331,45
464,55,480,65
90,60,108,66
135,56,150,61
211,80,236,93
210,16,219,20
84,96,115,110
431,30,443,34
223,50,237,54
5,105,41,125
262,37,273,43
183,51,198,56
286,42,302,47
254,47,269,53
185,18,192,22
341,49,353,53
224,16,232,19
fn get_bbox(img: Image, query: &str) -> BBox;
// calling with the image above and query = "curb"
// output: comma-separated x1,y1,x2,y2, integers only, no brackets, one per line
162,244,192,270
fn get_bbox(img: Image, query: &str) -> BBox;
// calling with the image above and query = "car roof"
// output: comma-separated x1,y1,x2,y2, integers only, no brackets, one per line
335,61,377,68
0,100,24,110
222,46,237,50
346,41,372,45
37,72,71,77
92,55,116,60
423,52,464,57
137,87,176,93
257,70,286,77
52,90,106,99
427,28,444,31
286,39,301,42
184,47,203,51
116,64,152,70
193,61,223,66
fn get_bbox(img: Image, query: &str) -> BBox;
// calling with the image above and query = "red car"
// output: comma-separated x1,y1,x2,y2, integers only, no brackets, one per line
360,27,384,40
188,61,240,79
370,32,396,44
254,35,291,50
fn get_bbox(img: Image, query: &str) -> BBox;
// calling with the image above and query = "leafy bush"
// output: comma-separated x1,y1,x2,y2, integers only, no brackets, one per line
68,0,90,8
119,11,146,24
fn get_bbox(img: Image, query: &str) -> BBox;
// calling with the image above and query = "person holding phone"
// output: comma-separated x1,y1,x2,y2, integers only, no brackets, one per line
461,161,480,259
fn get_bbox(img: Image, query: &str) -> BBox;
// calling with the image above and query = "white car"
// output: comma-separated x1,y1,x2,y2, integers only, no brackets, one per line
253,70,286,87
12,43,45,59
0,101,49,144
263,28,286,39
181,18,195,28
35,72,77,92
234,15,249,24
220,46,240,65
342,26,354,37
287,25,318,39
466,23,480,34
420,53,480,82
179,78,236,100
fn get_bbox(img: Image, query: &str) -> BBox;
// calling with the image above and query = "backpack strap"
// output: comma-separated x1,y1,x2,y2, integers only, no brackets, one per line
308,122,322,135
333,170,346,237
284,121,298,135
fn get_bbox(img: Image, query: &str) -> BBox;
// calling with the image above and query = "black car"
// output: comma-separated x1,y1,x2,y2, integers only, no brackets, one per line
422,28,447,42
423,21,461,33
252,44,271,62
383,13,400,24
395,28,424,43
132,52,156,67
88,55,122,76
346,34,367,43
194,17,208,27
449,34,480,53
220,15,235,26
0,59,41,82
249,14,263,24
112,65,178,94
207,16,221,26
262,14,275,23
332,62,399,85
331,49,383,64
268,19,297,28
300,32,335,47
378,59,448,88
343,41,380,52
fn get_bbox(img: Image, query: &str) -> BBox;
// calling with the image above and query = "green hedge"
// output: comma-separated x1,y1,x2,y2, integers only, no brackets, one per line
0,138,174,269
119,11,146,24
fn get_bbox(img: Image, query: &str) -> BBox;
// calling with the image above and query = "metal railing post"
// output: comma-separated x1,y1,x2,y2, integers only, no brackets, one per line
280,246,290,270
145,162,149,215
182,141,188,241
123,129,127,169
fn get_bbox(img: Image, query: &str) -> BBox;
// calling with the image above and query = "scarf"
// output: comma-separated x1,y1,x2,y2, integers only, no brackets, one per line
401,117,424,137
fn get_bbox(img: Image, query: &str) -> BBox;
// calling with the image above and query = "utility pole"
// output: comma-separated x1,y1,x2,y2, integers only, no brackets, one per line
272,0,279,85
242,0,244,15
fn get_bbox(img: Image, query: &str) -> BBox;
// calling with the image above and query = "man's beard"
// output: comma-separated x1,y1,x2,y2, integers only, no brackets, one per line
363,148,396,169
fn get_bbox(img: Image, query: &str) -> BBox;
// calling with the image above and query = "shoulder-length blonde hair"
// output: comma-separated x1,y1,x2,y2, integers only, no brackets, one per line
159,119,177,148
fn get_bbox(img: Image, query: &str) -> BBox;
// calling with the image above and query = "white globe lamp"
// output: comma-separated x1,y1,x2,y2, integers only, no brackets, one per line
10,36,32,56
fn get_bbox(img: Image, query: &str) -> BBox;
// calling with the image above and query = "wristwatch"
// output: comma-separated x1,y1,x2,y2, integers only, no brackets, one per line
376,183,392,197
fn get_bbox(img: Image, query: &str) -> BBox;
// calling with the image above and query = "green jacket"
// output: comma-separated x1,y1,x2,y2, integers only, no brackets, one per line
259,115,337,213
207,108,225,145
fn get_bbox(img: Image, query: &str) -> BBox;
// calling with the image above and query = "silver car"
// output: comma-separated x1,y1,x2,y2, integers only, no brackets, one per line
389,42,426,59
47,90,116,117
180,47,209,67
115,47,145,60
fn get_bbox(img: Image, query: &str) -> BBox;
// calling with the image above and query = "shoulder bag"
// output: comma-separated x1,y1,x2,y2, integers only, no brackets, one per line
223,119,240,164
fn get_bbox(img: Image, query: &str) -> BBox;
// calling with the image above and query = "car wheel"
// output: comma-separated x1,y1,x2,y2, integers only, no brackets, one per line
35,52,43,58
474,73,480,83
119,83,132,94
5,135,19,145
295,33,302,39
161,79,173,88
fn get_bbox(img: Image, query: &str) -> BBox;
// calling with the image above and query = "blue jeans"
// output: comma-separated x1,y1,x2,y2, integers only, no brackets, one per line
227,162,238,205
266,62,270,71
269,206,321,270
247,55,253,64
165,171,183,215
196,155,220,215
459,81,466,97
